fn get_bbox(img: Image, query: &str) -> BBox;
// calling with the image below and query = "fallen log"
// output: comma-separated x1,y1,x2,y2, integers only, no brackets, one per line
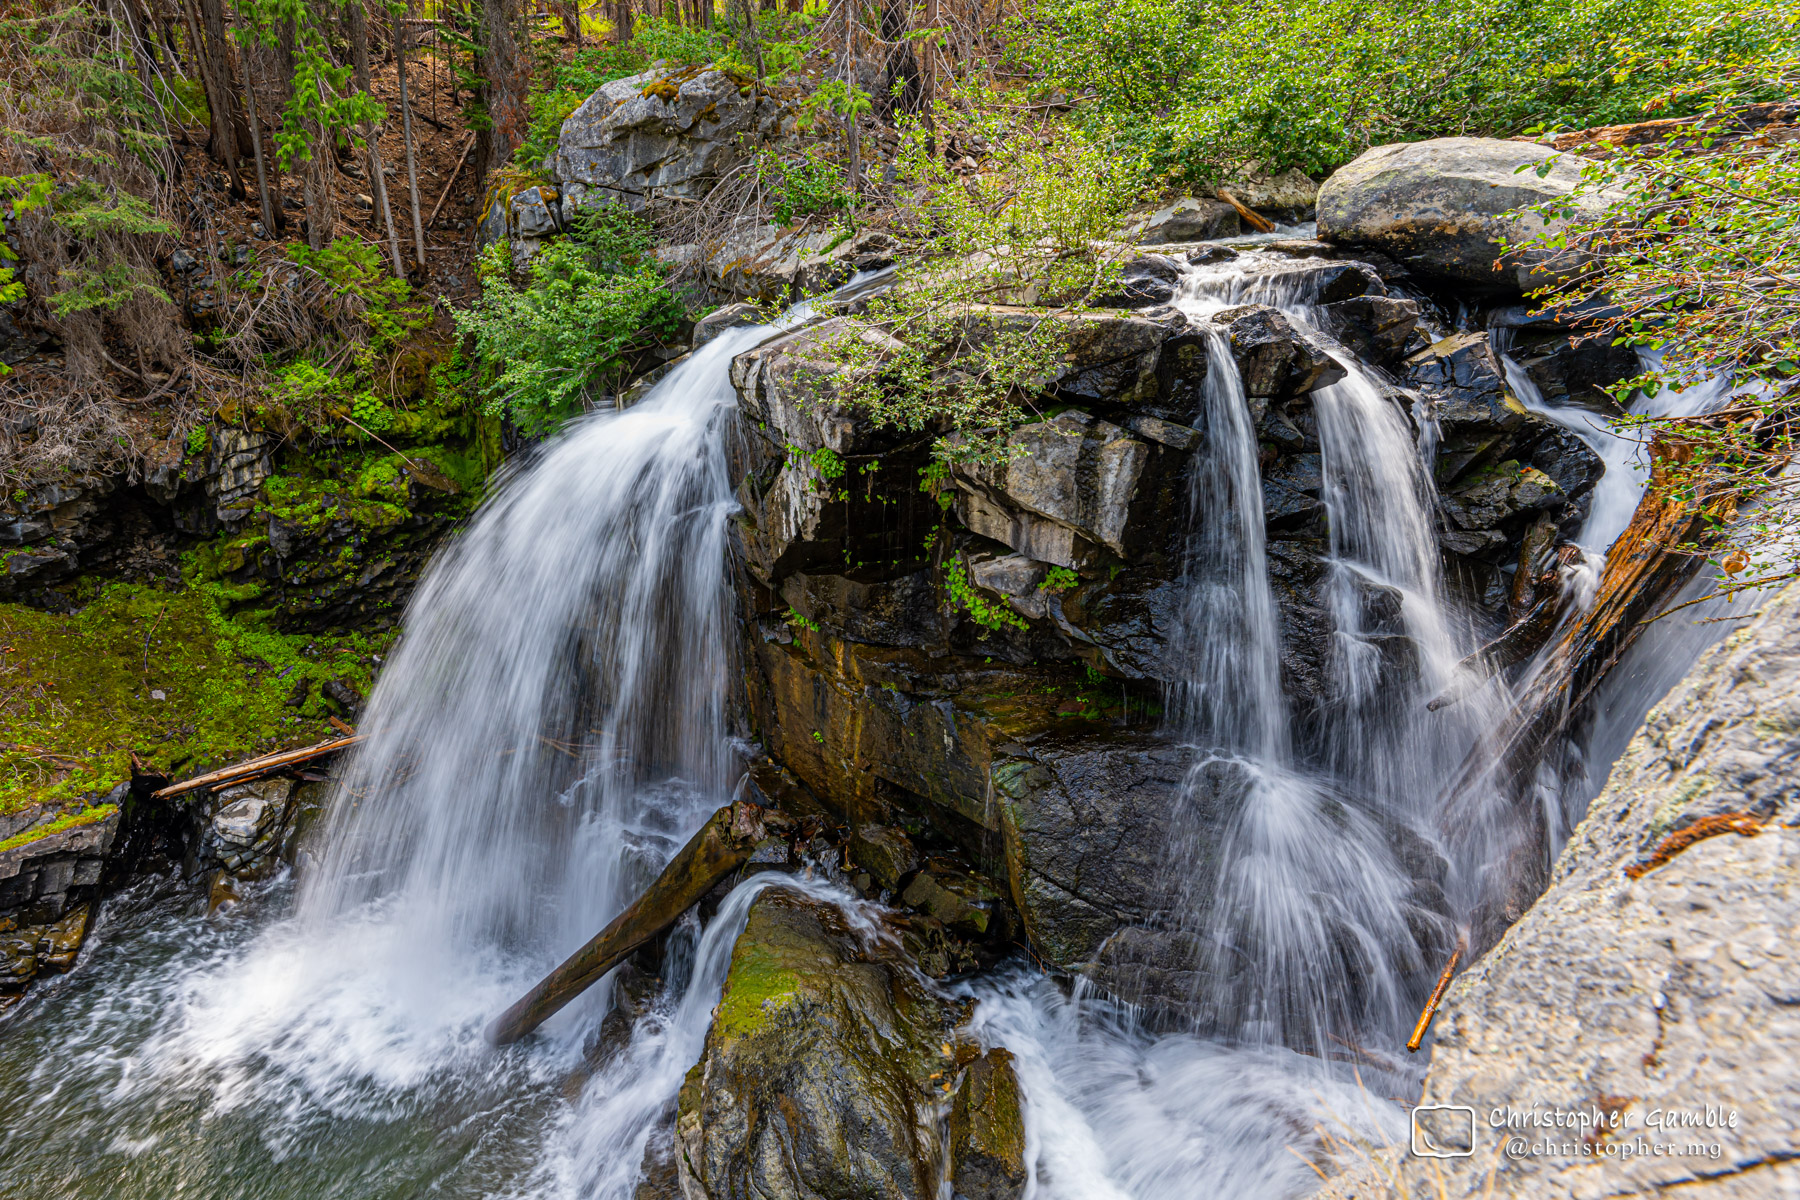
1215,188,1276,234
486,799,792,1046
151,734,362,800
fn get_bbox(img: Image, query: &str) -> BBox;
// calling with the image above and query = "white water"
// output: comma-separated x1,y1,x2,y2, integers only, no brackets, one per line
0,253,1749,1200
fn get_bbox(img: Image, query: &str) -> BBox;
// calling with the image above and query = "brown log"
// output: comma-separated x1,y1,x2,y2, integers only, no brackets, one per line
1215,188,1275,233
152,735,362,800
486,799,791,1046
1407,937,1465,1052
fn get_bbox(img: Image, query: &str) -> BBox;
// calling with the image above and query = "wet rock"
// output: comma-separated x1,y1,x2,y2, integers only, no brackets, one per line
1122,196,1242,244
196,778,295,880
1406,332,1529,484
779,570,945,648
1316,137,1620,294
900,857,1004,937
1212,306,1344,399
0,785,121,995
691,301,760,349
1509,329,1637,414
950,1048,1028,1200
1092,253,1185,307
696,223,894,300
1315,295,1421,364
675,889,959,1200
992,736,1192,966
850,824,920,891
952,410,1151,562
551,68,787,213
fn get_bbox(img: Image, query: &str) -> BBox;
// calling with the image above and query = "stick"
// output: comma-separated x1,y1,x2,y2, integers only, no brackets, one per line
426,133,475,228
152,735,362,799
1216,188,1275,234
1407,938,1466,1052
486,800,792,1045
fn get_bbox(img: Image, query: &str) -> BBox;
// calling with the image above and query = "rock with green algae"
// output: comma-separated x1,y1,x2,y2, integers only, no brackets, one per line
950,1048,1028,1200
675,888,963,1200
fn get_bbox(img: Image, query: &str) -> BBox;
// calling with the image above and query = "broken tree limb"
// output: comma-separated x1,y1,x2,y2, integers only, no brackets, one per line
1215,188,1275,233
151,735,362,800
426,134,475,229
486,799,793,1047
1408,935,1466,1052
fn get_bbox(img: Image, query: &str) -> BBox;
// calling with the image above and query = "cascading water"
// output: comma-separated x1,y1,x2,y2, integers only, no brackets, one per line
0,297,838,1199
0,242,1754,1200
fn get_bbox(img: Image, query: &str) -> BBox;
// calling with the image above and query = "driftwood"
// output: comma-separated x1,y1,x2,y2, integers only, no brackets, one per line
1215,188,1275,234
151,734,362,800
486,799,793,1046
1407,937,1465,1052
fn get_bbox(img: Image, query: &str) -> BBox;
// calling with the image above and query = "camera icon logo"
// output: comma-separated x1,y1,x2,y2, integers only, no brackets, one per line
1411,1105,1476,1158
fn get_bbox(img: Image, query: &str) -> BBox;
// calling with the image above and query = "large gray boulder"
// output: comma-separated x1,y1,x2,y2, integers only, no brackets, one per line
550,68,787,211
1365,577,1800,1198
1316,137,1616,294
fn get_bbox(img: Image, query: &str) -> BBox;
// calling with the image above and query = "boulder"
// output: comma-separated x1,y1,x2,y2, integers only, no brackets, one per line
675,889,960,1200
1385,578,1800,1198
691,301,761,350
1212,306,1344,399
1122,196,1243,245
1316,137,1618,294
1314,295,1421,364
550,68,787,212
1509,328,1637,414
1092,253,1185,307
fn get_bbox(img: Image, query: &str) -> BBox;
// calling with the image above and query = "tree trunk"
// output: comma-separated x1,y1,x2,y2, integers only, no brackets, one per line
610,0,634,43
233,9,280,235
476,0,530,185
394,22,429,270
733,0,761,76
188,0,242,175
346,0,371,93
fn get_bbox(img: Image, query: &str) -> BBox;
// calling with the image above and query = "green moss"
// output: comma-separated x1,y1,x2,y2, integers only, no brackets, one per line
713,934,808,1039
0,802,117,854
0,583,389,815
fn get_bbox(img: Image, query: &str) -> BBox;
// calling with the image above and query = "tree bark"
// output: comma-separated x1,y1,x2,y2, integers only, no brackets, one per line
610,0,634,43
189,0,246,177
394,21,429,270
234,9,280,235
476,0,530,185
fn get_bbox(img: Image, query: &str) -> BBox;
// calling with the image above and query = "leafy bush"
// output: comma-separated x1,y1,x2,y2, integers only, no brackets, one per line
821,116,1140,464
514,42,650,172
1016,0,1796,184
454,208,686,434
758,149,853,225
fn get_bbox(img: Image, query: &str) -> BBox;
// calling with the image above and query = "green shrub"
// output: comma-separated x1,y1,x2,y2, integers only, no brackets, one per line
1016,0,1796,184
454,208,686,435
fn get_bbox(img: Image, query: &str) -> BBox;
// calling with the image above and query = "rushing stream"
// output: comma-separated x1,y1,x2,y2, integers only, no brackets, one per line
0,254,1742,1199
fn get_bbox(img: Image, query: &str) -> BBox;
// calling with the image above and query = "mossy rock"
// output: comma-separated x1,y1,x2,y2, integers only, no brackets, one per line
950,1048,1028,1200
677,888,964,1200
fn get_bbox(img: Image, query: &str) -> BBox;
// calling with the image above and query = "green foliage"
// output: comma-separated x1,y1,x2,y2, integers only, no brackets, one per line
631,14,729,66
1516,96,1800,589
186,426,208,457
1017,0,1797,183
784,606,822,632
454,208,685,434
946,559,1028,633
1040,566,1080,593
48,261,170,317
821,116,1136,463
758,149,852,225
288,237,428,347
235,0,379,172
0,583,388,814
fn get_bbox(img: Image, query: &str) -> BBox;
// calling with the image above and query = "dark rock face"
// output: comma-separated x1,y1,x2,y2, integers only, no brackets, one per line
674,889,961,1200
1508,327,1637,414
1405,332,1604,597
724,254,1585,988
0,783,124,996
1213,305,1344,399
1316,137,1620,294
